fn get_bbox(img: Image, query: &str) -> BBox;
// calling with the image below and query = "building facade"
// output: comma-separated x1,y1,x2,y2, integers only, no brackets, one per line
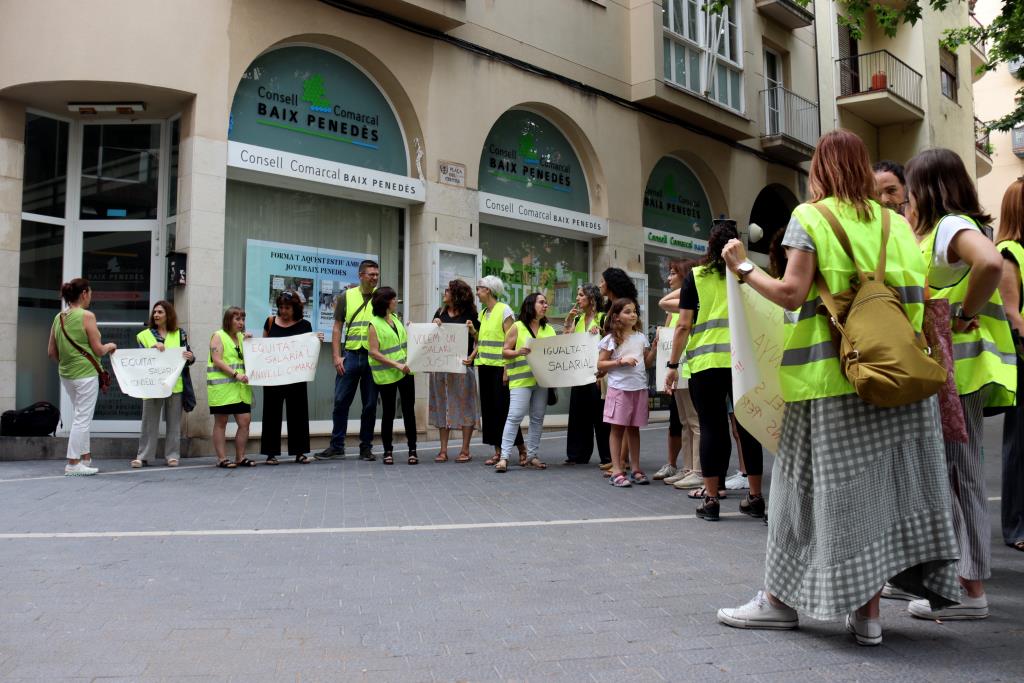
1,0,973,448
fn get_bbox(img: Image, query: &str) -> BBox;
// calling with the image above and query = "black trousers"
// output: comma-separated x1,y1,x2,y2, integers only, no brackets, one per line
378,374,417,452
566,384,611,464
477,364,523,448
261,382,310,456
687,367,762,479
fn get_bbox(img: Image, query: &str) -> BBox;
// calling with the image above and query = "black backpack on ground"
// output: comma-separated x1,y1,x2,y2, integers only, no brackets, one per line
1,401,60,437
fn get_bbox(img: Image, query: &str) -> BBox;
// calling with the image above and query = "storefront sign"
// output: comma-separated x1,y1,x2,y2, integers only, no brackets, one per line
478,192,608,237
727,270,785,452
479,110,590,213
644,227,708,255
244,239,376,342
438,160,466,187
406,323,469,373
230,45,408,174
243,334,322,386
109,349,187,399
643,157,713,239
525,333,599,388
228,142,425,203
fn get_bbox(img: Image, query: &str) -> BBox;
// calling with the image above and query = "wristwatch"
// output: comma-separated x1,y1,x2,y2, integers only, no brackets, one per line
666,361,680,369
736,261,755,283
954,304,977,322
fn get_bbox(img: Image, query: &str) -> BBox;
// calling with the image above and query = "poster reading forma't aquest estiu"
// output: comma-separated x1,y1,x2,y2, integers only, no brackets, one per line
244,239,377,343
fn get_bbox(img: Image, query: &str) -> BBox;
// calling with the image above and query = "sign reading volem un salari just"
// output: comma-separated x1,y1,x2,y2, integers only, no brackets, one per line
406,323,469,374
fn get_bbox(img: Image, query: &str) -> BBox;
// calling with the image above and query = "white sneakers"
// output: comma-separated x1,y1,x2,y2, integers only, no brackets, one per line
846,612,882,646
725,470,747,490
717,591,799,630
652,464,678,480
672,471,704,489
908,592,989,620
881,582,917,601
64,461,98,476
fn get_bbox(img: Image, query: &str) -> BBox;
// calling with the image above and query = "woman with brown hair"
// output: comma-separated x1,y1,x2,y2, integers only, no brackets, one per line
261,291,322,465
714,130,959,645
994,177,1024,552
901,148,1014,620
132,300,194,468
429,279,481,462
207,307,253,468
47,278,117,476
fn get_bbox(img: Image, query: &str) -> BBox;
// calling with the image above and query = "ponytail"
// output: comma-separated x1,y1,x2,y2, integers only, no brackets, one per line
60,278,90,304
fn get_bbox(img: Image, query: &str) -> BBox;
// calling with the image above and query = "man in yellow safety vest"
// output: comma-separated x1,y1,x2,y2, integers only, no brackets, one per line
317,259,380,461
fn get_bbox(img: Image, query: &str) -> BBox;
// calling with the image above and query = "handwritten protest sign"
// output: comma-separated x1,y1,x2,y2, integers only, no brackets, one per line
110,348,187,399
243,333,321,386
525,332,598,388
407,323,469,373
726,271,786,452
655,326,688,392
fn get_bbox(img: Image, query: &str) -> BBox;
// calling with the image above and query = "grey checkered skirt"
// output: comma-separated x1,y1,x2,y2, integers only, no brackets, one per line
764,393,961,620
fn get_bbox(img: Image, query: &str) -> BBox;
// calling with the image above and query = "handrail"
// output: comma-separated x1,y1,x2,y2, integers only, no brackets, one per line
975,117,991,156
835,49,923,110
759,86,820,148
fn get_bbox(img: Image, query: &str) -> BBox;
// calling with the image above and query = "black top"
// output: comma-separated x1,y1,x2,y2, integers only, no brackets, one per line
264,316,313,337
433,307,480,356
678,271,700,313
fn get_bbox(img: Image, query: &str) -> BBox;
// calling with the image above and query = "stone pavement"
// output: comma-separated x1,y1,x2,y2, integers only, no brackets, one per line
0,420,1021,682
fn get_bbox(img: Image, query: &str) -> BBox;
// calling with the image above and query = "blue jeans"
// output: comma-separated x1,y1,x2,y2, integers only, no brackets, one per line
330,350,378,451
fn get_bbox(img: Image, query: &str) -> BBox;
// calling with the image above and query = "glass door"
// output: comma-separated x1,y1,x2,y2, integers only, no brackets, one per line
62,121,165,432
764,49,782,137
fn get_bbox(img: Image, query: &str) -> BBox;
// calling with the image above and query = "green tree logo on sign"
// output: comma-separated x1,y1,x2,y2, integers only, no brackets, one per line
518,133,539,165
302,74,332,112
661,174,678,201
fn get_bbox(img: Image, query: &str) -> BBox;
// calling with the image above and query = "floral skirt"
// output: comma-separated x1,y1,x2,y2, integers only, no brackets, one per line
428,369,481,429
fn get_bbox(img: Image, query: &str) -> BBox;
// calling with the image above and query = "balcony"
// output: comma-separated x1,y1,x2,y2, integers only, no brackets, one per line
1013,126,1024,159
756,0,814,29
341,0,465,31
835,50,924,126
975,117,992,178
970,14,987,82
759,87,819,162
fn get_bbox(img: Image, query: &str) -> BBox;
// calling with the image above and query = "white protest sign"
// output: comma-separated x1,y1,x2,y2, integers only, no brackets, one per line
726,270,786,452
406,323,469,373
525,332,599,388
110,348,187,399
243,333,321,386
656,326,688,392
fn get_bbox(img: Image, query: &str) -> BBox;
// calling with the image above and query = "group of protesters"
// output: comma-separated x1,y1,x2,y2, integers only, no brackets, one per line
49,127,1024,648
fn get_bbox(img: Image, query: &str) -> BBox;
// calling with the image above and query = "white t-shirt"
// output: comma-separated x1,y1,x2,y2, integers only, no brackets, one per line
481,303,514,325
928,215,980,289
598,331,650,391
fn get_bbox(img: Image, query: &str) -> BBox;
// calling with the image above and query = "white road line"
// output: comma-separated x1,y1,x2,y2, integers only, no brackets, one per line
0,427,669,484
0,513,748,540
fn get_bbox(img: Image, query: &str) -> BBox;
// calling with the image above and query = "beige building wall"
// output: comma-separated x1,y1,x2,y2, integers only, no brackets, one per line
973,0,1024,229
0,0,814,442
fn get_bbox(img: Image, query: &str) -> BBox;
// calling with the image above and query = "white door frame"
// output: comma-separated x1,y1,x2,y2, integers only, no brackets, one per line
764,48,784,136
429,243,482,312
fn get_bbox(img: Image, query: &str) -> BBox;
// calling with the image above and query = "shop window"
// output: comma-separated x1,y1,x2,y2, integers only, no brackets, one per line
80,123,160,219
16,221,65,410
663,0,744,113
167,118,180,218
22,114,69,218
223,181,403,423
940,47,958,102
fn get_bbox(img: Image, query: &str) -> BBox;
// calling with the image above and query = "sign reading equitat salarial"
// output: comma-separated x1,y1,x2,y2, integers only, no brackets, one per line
109,348,188,399
243,333,322,386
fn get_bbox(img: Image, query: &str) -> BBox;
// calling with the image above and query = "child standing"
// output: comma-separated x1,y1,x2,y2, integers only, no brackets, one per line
597,298,656,487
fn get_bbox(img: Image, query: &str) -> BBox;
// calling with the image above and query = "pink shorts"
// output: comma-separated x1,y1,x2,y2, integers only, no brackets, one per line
603,387,649,427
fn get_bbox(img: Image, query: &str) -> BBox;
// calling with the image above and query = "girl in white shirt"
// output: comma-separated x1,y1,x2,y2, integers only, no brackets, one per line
597,298,656,487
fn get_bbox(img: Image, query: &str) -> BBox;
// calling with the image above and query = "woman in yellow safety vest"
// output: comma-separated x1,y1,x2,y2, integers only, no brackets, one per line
562,283,610,466
367,286,418,466
654,259,702,490
904,147,1015,620
713,130,959,646
495,292,555,473
207,307,254,468
132,300,194,468
475,276,528,466
995,177,1024,553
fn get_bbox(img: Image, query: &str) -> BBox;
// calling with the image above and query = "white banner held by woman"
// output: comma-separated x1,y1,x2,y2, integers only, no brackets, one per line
243,333,321,386
525,332,599,388
655,326,687,391
110,348,187,399
726,270,786,452
406,323,469,373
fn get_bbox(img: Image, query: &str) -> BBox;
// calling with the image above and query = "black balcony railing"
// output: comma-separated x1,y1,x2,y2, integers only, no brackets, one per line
1013,126,1024,158
835,50,923,110
759,86,820,148
975,117,991,156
